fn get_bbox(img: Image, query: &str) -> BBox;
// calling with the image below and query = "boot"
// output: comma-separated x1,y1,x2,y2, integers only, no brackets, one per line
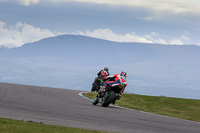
112,100,116,105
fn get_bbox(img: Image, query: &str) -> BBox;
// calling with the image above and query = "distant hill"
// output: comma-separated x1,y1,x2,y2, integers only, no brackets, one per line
0,35,155,66
0,34,200,99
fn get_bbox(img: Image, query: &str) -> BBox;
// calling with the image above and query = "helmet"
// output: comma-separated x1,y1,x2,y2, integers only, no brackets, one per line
120,71,127,78
104,67,109,72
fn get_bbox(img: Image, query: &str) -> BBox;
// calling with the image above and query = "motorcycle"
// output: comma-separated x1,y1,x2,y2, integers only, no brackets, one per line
93,83,124,107
91,77,103,92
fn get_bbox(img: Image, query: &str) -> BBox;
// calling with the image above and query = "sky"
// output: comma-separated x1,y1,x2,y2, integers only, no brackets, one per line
0,0,200,48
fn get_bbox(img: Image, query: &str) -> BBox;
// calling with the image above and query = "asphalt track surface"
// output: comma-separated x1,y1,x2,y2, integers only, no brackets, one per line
0,83,200,133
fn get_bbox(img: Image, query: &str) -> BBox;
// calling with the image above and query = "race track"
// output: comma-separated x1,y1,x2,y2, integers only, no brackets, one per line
0,82,200,133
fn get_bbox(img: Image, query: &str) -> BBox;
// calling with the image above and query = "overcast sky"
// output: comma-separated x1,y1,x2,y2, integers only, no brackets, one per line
0,0,200,47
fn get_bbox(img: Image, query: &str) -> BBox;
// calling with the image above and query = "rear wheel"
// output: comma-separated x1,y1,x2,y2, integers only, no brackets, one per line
102,91,116,107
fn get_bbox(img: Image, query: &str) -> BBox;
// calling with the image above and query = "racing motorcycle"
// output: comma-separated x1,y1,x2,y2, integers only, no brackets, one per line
91,77,103,92
93,83,125,107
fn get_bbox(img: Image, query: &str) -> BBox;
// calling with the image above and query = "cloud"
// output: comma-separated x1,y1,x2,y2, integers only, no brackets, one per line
0,21,57,48
16,0,200,14
74,29,161,44
169,31,190,45
170,39,184,45
74,29,191,46
74,29,153,44
0,21,191,48
144,32,167,44
19,0,39,6
52,0,200,14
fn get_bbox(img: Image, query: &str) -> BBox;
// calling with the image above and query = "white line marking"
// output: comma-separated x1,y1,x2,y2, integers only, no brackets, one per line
79,92,93,101
79,92,200,124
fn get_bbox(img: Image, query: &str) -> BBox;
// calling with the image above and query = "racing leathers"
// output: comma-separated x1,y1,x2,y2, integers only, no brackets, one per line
97,69,110,80
91,69,109,92
99,74,127,95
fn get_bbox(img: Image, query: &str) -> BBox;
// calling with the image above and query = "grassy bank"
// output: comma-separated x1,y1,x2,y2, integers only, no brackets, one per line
0,118,110,133
84,92,200,122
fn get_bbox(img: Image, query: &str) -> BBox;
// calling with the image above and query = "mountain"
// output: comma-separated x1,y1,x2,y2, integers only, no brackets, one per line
0,34,200,99
0,35,154,67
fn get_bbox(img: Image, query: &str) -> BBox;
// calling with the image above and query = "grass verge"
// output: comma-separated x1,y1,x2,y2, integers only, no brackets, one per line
0,118,110,133
84,92,200,122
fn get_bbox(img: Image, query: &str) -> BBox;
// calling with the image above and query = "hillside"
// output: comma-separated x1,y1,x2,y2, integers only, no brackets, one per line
0,35,154,66
0,34,200,99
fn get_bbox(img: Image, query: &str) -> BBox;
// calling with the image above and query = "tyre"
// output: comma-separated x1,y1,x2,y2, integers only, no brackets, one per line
93,97,99,105
102,91,116,107
91,82,98,92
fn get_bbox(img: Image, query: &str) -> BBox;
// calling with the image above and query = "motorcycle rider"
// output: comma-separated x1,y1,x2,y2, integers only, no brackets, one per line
97,67,110,80
97,71,127,104
91,67,110,92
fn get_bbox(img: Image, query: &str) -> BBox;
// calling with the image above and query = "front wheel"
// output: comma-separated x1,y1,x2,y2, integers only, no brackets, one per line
91,82,98,92
102,91,116,107
93,95,99,105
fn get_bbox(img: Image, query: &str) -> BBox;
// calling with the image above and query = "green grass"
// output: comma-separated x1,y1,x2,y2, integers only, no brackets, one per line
84,92,200,122
0,118,110,133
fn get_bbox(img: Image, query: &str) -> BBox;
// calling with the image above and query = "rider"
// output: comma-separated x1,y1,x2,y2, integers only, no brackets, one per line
97,67,110,80
98,71,127,102
91,67,110,91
